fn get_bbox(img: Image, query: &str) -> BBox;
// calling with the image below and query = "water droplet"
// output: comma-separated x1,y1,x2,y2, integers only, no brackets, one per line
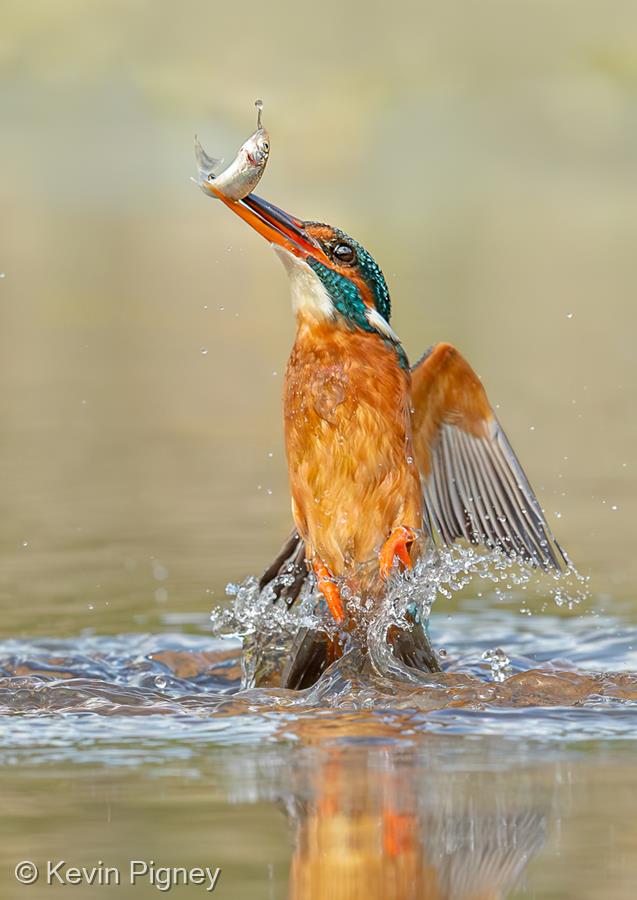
203,304,208,310
152,561,169,581
21,540,29,548
611,505,618,511
0,272,5,279
566,312,573,319
154,675,167,690
481,647,511,682
267,451,273,458
200,347,209,355
218,305,225,310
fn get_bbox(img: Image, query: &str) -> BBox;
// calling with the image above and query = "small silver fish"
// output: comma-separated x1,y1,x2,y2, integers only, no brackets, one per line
194,100,270,201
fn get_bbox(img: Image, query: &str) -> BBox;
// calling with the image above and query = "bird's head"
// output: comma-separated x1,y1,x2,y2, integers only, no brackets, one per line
215,191,406,363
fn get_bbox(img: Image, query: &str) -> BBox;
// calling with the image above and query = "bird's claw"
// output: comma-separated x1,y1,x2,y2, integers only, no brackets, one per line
379,526,416,579
312,559,345,623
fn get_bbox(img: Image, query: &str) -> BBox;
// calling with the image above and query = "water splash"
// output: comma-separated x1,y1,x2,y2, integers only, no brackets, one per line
211,575,327,688
212,543,590,688
481,648,512,682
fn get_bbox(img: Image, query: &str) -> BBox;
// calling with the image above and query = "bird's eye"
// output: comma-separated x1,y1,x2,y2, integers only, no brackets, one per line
332,242,356,265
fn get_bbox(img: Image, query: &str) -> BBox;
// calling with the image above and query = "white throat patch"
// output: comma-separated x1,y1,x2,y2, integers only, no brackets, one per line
364,306,401,344
273,245,334,320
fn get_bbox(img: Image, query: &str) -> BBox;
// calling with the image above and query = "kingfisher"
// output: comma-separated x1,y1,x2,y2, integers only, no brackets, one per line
207,191,568,688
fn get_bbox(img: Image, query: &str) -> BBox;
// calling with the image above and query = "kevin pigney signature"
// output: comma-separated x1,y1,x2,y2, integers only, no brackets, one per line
15,859,222,892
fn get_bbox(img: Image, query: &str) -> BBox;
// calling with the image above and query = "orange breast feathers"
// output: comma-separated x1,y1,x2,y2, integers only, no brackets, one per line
283,321,423,577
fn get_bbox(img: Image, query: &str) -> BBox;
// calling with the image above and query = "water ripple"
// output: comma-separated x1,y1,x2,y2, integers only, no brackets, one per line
0,604,636,766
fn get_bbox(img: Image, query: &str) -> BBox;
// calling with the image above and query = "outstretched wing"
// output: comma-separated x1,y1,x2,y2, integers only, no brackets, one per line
411,343,568,570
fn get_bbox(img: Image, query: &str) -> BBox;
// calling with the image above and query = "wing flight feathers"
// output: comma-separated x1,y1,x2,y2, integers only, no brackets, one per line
411,344,568,570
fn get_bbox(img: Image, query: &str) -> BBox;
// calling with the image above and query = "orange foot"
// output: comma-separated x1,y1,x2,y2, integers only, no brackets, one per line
379,526,416,579
382,810,416,857
312,558,345,623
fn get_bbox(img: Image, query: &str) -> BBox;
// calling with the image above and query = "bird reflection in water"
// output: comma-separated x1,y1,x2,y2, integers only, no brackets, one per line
279,737,548,900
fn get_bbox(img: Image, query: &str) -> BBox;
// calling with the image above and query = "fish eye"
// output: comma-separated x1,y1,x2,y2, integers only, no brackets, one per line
332,242,356,265
262,141,269,152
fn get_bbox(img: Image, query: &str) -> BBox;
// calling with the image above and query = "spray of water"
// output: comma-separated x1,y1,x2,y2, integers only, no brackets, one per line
211,541,589,689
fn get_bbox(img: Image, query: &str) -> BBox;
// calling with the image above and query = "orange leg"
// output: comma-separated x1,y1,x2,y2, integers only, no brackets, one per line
382,811,417,857
379,526,416,579
312,558,345,623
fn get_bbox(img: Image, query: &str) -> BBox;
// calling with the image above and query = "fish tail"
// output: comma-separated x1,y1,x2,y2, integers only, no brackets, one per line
194,135,223,180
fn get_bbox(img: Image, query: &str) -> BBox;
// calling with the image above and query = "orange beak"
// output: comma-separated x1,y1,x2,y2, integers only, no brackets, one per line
209,187,330,265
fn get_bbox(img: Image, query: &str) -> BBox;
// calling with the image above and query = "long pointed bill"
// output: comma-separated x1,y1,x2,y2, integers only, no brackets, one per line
208,186,330,265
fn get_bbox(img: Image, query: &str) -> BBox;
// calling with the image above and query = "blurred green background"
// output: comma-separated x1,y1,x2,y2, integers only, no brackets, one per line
1,0,636,637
